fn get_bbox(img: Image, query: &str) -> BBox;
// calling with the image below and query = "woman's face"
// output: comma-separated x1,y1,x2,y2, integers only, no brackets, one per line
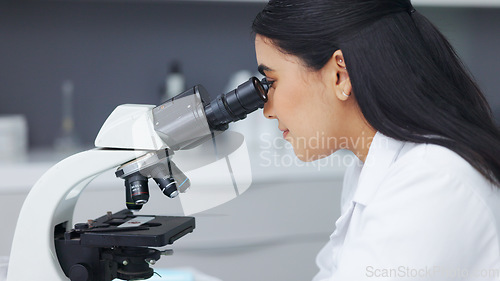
255,35,355,162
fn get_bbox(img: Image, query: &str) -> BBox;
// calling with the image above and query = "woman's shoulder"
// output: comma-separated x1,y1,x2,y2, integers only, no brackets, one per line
382,141,500,224
393,142,489,187
349,141,500,271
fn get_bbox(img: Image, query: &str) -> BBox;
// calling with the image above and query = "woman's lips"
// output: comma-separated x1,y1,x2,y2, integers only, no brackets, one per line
283,129,289,139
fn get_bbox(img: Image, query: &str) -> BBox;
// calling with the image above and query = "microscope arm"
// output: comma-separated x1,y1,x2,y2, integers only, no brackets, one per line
7,149,146,281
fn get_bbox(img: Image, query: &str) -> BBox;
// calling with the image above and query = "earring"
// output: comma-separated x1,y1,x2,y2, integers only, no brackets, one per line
338,59,346,70
342,90,350,97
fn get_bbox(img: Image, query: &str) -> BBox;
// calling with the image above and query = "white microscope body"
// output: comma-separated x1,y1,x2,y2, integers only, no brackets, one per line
7,105,166,281
6,77,269,281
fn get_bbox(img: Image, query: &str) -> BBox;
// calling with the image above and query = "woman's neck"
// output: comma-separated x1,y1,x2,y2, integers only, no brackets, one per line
352,128,377,163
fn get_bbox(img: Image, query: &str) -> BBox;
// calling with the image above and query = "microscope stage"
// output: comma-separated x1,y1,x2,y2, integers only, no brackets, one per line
62,209,195,248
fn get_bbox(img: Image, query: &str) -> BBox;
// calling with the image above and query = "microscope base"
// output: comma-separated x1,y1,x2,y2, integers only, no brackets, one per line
55,209,195,281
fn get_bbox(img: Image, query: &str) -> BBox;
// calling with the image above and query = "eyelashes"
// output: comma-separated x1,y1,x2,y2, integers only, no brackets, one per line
262,77,275,88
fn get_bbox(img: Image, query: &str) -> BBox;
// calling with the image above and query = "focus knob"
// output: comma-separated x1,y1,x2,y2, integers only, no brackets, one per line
69,263,90,281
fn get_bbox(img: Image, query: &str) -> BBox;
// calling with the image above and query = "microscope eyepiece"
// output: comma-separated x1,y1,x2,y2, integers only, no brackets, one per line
204,77,270,131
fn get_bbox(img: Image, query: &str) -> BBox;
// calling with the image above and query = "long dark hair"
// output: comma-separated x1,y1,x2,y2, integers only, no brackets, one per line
253,0,500,186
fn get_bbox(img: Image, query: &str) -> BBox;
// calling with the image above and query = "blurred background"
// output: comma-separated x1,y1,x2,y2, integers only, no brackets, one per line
0,1,499,281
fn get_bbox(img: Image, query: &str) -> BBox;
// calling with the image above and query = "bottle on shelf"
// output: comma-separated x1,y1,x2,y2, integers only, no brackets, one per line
160,61,186,103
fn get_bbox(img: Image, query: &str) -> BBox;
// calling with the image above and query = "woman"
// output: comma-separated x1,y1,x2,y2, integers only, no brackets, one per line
252,0,500,280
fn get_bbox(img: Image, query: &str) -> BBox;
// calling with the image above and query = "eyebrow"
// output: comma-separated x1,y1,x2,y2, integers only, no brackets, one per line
258,64,274,76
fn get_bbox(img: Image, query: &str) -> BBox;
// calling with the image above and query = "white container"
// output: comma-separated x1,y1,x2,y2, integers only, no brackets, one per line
0,115,28,163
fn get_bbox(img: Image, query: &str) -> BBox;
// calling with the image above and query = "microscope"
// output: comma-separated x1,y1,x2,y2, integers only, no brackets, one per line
6,77,271,281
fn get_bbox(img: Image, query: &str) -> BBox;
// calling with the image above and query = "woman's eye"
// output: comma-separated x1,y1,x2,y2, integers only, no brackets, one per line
267,79,276,85
262,78,276,88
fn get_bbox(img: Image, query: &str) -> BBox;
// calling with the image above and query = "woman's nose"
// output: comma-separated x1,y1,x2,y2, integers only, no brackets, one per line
263,90,276,119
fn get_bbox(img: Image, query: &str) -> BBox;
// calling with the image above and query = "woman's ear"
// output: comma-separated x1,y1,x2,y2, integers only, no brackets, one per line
325,49,352,101
336,78,352,101
333,50,347,71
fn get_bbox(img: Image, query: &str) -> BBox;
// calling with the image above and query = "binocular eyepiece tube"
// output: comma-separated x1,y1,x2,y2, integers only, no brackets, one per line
152,76,271,150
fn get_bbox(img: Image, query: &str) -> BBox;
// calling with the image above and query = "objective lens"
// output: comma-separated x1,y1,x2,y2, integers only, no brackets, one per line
150,163,183,198
204,77,269,130
124,172,149,210
153,177,179,198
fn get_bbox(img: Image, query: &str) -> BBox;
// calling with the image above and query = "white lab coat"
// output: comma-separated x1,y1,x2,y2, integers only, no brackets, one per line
313,132,500,281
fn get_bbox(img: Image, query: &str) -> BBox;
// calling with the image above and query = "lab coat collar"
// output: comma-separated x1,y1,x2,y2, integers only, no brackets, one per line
352,132,406,206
